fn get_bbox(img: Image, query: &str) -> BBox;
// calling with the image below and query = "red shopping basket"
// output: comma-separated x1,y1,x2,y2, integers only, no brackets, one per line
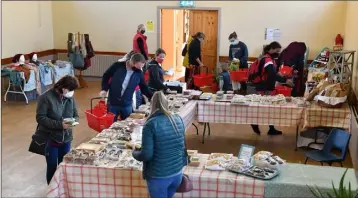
85,97,115,132
275,85,292,96
230,69,248,82
193,66,213,88
279,65,294,78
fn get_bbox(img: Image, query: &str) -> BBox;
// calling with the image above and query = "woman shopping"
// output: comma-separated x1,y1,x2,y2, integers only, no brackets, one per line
249,41,293,135
132,91,188,198
228,32,249,94
147,48,170,92
187,32,205,89
35,75,79,184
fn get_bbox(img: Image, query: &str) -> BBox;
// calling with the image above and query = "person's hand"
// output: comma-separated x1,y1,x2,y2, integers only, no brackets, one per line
199,63,204,67
166,88,171,93
286,79,294,87
62,122,71,129
99,90,107,97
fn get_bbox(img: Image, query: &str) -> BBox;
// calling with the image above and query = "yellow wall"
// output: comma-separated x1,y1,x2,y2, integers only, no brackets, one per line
344,1,358,95
2,1,54,59
52,1,347,59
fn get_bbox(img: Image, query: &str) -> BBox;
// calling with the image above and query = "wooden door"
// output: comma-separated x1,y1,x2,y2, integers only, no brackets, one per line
160,9,175,70
189,10,218,73
175,10,185,72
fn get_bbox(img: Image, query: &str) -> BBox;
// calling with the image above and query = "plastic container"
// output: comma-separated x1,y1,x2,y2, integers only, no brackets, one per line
230,69,248,82
193,66,214,87
85,97,115,132
279,66,293,78
275,85,292,96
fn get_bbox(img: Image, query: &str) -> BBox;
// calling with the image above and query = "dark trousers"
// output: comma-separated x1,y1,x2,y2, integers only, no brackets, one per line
46,141,71,184
109,104,133,121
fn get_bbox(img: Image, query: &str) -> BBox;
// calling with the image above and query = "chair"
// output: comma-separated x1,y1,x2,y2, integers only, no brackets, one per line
304,128,351,166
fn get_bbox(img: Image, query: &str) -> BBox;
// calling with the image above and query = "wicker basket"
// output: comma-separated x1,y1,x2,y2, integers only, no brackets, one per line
317,100,344,108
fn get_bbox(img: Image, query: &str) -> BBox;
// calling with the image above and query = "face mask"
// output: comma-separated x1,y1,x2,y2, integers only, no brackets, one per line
270,52,280,59
140,29,146,34
156,58,164,64
231,40,239,45
63,90,74,98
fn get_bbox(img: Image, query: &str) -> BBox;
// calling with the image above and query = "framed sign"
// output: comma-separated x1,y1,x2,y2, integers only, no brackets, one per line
238,144,255,162
180,1,195,8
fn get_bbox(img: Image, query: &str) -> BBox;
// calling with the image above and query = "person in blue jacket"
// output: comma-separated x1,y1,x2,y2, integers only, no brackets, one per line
132,91,188,198
228,32,248,93
220,64,232,92
100,53,152,121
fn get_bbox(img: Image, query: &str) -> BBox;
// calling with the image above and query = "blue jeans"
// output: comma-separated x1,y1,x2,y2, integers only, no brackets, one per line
109,104,132,121
146,173,182,198
45,141,71,184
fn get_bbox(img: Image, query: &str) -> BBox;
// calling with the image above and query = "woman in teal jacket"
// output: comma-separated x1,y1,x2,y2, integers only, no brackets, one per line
132,91,188,198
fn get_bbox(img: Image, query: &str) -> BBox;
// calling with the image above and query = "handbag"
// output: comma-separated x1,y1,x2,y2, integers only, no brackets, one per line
176,116,193,193
69,46,85,69
28,126,48,156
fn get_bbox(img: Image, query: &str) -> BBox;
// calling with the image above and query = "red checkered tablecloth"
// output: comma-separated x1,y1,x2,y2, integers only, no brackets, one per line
197,101,304,126
303,102,352,131
47,154,264,198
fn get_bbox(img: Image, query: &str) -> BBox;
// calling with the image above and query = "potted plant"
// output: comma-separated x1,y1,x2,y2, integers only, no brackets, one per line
212,68,220,93
307,168,358,198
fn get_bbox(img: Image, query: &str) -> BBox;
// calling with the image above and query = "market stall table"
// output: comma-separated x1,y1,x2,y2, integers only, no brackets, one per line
197,99,305,148
47,154,265,198
297,102,352,148
264,163,358,197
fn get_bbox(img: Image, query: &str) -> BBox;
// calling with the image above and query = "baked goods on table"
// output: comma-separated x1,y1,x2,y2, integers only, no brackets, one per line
205,153,233,171
189,156,200,167
240,166,279,180
252,151,286,170
200,93,213,100
208,153,233,161
225,158,251,173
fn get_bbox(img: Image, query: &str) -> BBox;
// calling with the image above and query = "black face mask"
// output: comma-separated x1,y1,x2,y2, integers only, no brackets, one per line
140,30,145,34
270,52,279,59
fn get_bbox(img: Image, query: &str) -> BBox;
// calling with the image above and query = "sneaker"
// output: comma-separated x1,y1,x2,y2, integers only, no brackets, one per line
251,126,261,135
267,129,283,135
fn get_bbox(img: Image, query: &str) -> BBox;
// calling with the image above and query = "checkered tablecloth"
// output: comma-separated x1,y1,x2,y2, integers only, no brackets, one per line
178,101,197,130
303,102,352,131
197,101,305,126
47,154,265,198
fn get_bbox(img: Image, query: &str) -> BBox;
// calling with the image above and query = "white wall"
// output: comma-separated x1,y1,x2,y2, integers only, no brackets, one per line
2,1,54,59
52,1,347,59
344,1,358,95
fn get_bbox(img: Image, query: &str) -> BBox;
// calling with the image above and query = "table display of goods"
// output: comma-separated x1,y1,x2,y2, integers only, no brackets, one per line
135,104,151,115
287,97,310,107
183,89,202,99
129,113,146,119
305,81,347,108
205,153,233,171
94,148,142,170
251,151,286,170
187,150,200,167
166,95,189,112
231,95,250,106
225,158,251,173
239,166,280,180
199,92,213,100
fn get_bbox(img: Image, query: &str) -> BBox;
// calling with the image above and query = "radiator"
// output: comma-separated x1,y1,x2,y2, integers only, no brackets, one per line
57,53,123,77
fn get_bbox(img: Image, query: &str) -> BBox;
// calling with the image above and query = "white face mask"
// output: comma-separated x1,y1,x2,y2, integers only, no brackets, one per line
63,90,74,98
32,54,38,62
19,55,25,64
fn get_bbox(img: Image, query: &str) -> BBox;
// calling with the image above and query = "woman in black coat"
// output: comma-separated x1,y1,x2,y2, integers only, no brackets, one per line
187,32,205,89
146,48,169,92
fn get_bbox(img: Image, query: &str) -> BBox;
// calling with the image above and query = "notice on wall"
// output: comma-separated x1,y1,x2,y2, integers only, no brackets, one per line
265,28,281,41
146,20,154,32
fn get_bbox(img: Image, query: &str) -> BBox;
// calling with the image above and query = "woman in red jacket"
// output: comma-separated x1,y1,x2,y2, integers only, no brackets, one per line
133,24,149,61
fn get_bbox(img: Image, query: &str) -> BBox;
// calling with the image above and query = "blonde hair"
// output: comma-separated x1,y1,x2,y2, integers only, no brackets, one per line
148,91,179,134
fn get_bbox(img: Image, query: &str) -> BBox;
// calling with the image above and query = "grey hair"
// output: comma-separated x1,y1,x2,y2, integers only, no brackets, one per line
130,53,146,64
137,24,145,30
147,91,179,135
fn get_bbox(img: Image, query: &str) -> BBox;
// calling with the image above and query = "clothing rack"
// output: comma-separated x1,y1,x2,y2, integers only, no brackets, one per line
4,72,29,104
72,31,88,88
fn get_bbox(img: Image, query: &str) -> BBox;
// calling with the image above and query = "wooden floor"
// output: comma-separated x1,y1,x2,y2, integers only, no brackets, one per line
1,79,353,197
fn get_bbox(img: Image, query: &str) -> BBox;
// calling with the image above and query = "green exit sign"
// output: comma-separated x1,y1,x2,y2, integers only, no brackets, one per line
180,1,195,7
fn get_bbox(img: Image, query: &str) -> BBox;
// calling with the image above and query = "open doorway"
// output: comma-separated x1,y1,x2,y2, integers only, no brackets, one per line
159,8,219,79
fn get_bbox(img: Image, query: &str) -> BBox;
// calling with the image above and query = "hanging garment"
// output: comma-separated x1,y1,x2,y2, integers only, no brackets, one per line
67,33,75,57
84,34,95,58
80,34,87,57
69,46,85,69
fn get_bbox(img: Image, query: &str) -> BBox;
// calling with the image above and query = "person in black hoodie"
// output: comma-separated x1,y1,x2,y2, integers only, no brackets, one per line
147,48,170,92
228,32,248,94
251,41,293,136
